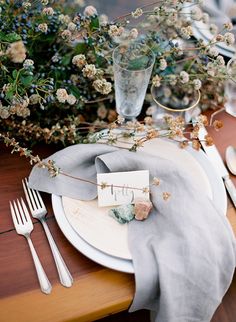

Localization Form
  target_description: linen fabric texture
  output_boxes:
[29,143,236,322]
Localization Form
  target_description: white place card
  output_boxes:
[97,170,150,207]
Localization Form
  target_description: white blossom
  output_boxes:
[72,54,86,68]
[179,71,189,83]
[152,75,161,87]
[193,79,202,90]
[83,6,97,17]
[68,22,77,31]
[93,78,112,94]
[38,23,48,33]
[67,94,77,105]
[56,89,68,103]
[224,32,235,46]
[131,8,143,18]
[129,28,138,39]
[6,41,26,63]
[23,59,34,68]
[82,64,97,78]
[42,7,54,15]
[191,7,202,21]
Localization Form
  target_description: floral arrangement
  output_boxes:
[0,0,233,148]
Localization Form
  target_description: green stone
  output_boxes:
[109,204,135,224]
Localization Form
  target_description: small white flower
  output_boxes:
[152,75,161,87]
[22,2,31,10]
[99,14,108,26]
[129,28,138,39]
[131,8,143,18]
[29,94,40,105]
[193,79,202,90]
[61,30,72,40]
[146,105,156,116]
[23,59,34,68]
[83,5,97,17]
[224,32,235,46]
[68,22,77,31]
[56,89,68,103]
[58,14,71,24]
[82,64,97,78]
[179,71,189,84]
[67,94,77,105]
[180,26,192,39]
[74,0,85,6]
[93,78,112,95]
[6,41,27,63]
[202,13,209,24]
[224,22,233,31]
[42,7,54,16]
[208,47,218,57]
[169,74,177,85]
[108,25,123,37]
[206,62,216,77]
[38,23,48,33]
[209,24,218,35]
[191,7,202,21]
[41,0,49,5]
[216,55,225,66]
[72,54,86,68]
[159,58,167,71]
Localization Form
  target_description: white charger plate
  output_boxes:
[52,138,227,274]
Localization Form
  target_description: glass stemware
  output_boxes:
[225,56,236,117]
[113,42,155,121]
[151,84,201,125]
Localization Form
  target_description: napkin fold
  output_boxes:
[29,143,236,322]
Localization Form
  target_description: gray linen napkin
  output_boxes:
[29,143,236,322]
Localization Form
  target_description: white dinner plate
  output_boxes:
[52,138,227,274]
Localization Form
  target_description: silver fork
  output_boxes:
[10,199,52,294]
[22,178,73,288]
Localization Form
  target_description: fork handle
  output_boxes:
[26,237,52,294]
[41,220,73,288]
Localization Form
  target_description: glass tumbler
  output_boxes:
[113,42,155,120]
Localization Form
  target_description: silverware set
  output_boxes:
[10,178,73,294]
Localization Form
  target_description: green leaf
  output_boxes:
[68,85,80,98]
[5,88,14,100]
[12,70,18,79]
[61,53,72,66]
[90,17,99,31]
[20,75,34,86]
[0,31,21,43]
[128,56,150,70]
[74,42,87,54]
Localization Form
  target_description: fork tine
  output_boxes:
[23,178,36,211]
[16,199,27,224]
[31,187,41,209]
[35,190,45,209]
[21,198,32,223]
[10,201,19,227]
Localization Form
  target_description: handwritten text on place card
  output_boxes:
[97,170,150,207]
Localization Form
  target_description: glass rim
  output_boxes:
[151,85,201,112]
[112,42,156,72]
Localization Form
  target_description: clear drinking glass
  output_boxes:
[151,84,201,125]
[225,56,236,117]
[113,42,155,120]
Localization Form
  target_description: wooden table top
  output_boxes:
[0,111,236,322]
